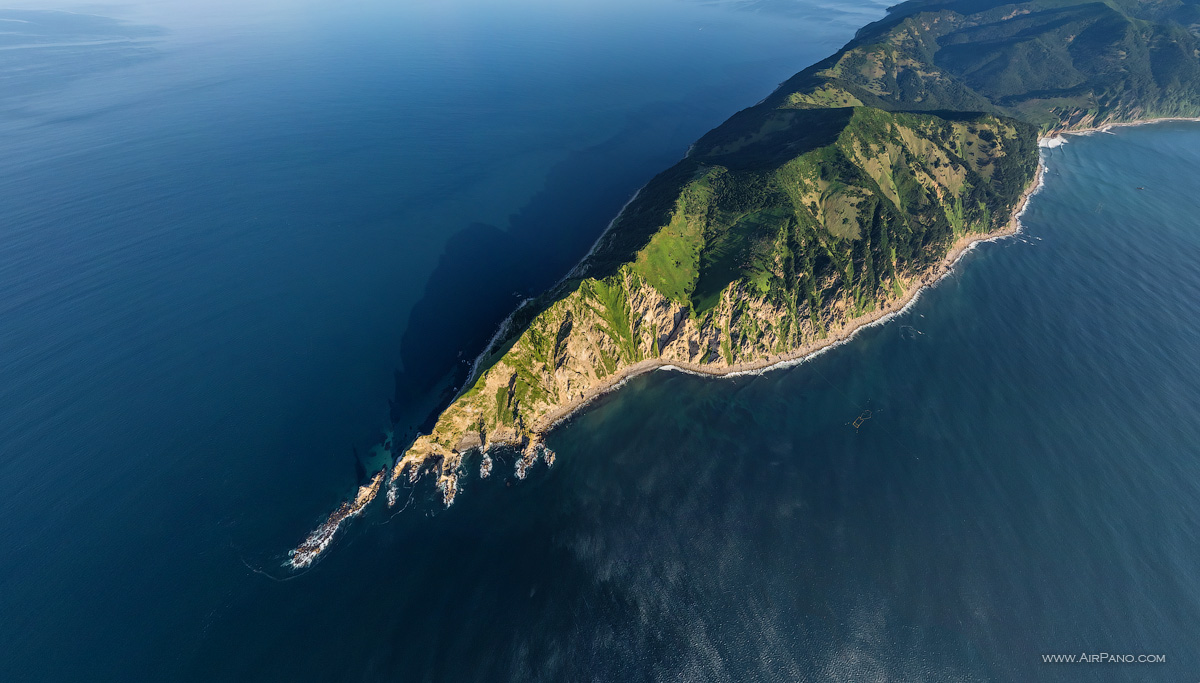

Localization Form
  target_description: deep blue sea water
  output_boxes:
[2,1,1199,681]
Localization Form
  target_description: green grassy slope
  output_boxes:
[400,107,1037,476]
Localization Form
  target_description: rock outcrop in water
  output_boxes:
[290,0,1200,566]
[288,469,385,569]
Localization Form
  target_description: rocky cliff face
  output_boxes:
[394,107,1039,504]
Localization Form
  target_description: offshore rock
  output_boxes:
[288,468,385,569]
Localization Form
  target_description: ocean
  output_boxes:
[2,0,1199,681]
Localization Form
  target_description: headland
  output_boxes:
[289,0,1200,566]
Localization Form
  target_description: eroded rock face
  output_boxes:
[395,270,897,498]
[392,108,1040,501]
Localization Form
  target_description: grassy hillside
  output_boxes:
[393,0,1200,500]
[398,107,1037,497]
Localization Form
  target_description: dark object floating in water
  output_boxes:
[850,410,873,431]
[1136,186,1146,190]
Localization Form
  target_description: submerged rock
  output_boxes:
[439,473,458,507]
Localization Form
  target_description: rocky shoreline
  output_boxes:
[379,151,1047,507]
[280,112,1200,572]
[1053,115,1200,137]
[285,148,1048,570]
[281,0,1200,571]
[285,113,1194,569]
[280,79,1200,576]
[461,156,1046,453]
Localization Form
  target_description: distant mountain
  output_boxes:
[776,0,1200,128]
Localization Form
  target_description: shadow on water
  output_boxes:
[388,94,743,442]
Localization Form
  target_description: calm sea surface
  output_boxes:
[2,1,1199,681]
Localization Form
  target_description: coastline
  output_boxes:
[522,113,1200,437]
[1059,116,1200,137]
[290,112,1196,564]
[527,156,1048,435]
[289,147,1049,566]
[278,0,1200,572]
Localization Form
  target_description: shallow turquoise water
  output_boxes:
[3,1,1199,680]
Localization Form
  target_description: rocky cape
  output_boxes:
[290,0,1200,565]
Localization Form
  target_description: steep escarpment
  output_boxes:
[290,0,1200,564]
[394,106,1039,503]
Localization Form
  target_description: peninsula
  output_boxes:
[290,0,1200,567]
